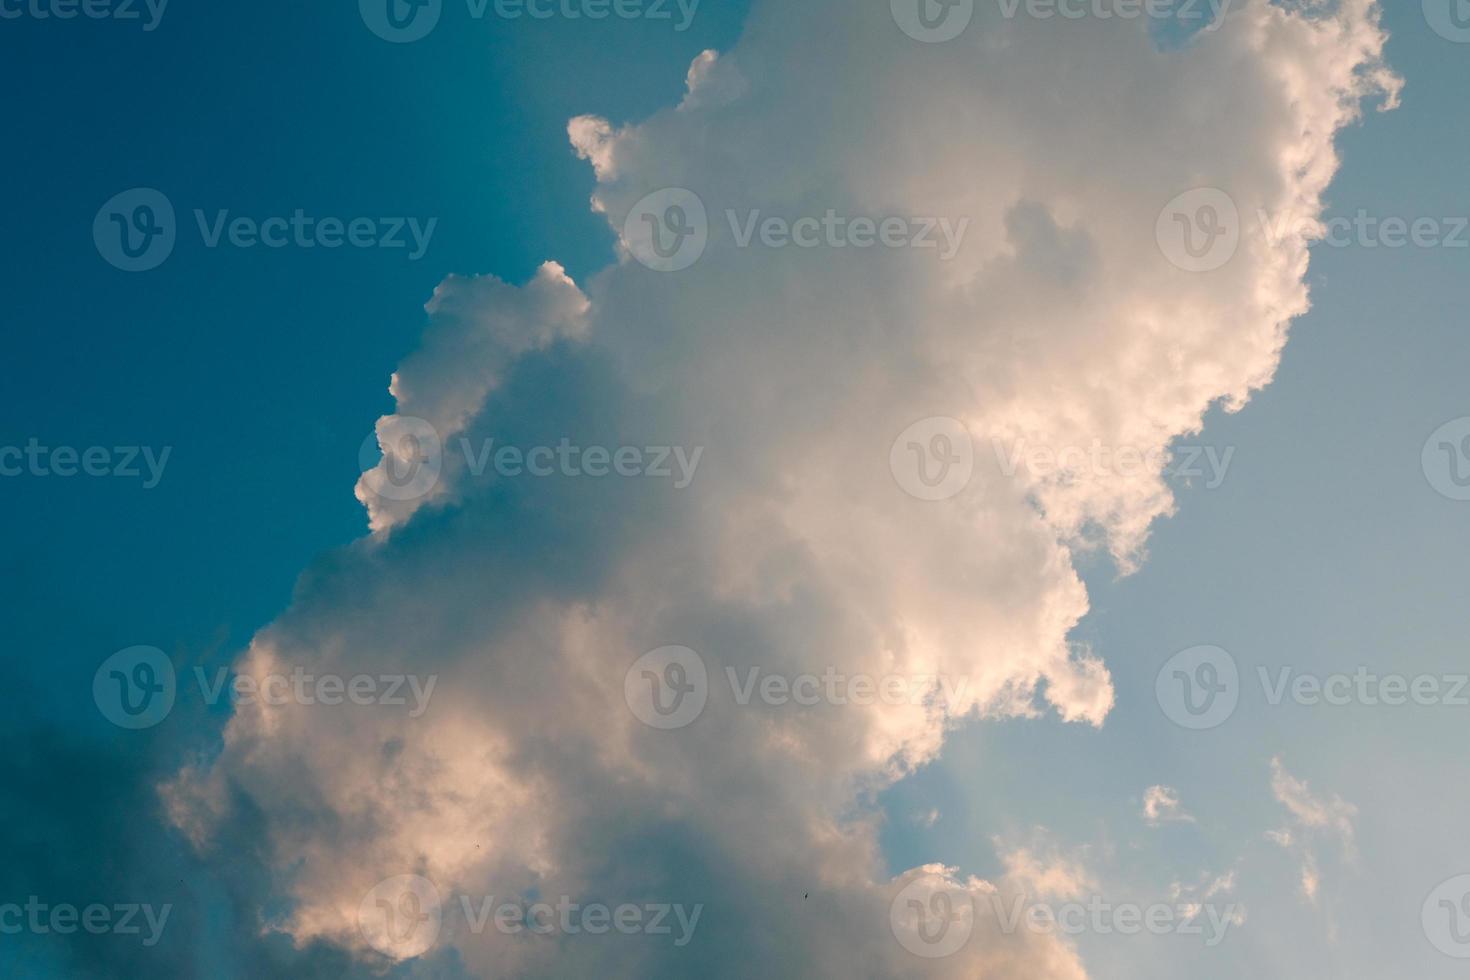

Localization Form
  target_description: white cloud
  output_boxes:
[1268,757,1358,906]
[1170,868,1243,926]
[165,2,1397,976]
[996,834,1098,902]
[1142,785,1194,826]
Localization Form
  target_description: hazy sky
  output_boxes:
[2,1,1468,977]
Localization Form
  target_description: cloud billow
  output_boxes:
[165,1,1398,975]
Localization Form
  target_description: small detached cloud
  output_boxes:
[1142,785,1195,827]
[1267,758,1358,905]
[1169,869,1245,928]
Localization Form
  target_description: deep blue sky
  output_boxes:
[2,4,749,976]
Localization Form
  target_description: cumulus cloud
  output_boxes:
[1143,785,1195,826]
[164,1,1397,976]
[996,834,1098,902]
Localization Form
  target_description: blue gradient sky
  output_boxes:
[2,1,1467,977]
[2,6,748,975]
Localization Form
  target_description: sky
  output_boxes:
[1,0,1468,977]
